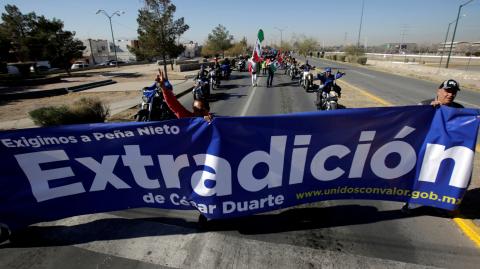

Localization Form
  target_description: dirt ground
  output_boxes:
[0,91,138,121]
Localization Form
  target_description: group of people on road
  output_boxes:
[248,55,279,87]
[155,62,464,122]
[151,59,465,218]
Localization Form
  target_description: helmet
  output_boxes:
[325,67,332,72]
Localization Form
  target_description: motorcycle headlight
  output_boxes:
[142,95,149,102]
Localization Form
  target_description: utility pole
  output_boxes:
[96,10,125,67]
[446,0,474,69]
[399,24,408,54]
[439,19,456,67]
[356,0,365,48]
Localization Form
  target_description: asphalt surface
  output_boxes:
[296,55,480,109]
[1,70,479,268]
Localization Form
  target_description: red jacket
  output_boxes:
[161,85,194,119]
[160,82,210,119]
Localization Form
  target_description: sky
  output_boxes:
[2,0,480,46]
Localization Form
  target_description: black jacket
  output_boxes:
[419,98,464,108]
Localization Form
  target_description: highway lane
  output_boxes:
[181,70,480,268]
[1,70,479,268]
[296,55,480,109]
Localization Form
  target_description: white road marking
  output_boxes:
[240,82,258,116]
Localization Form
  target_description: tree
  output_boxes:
[0,5,37,61]
[296,36,318,57]
[0,5,85,74]
[134,0,189,79]
[48,30,86,75]
[278,40,293,53]
[344,45,365,56]
[204,24,233,57]
[225,37,248,57]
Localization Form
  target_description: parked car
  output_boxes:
[97,60,114,66]
[29,61,51,72]
[108,60,126,66]
[71,62,89,70]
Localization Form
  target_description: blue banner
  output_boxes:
[0,106,478,230]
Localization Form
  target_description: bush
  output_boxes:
[70,98,110,123]
[356,57,367,65]
[338,55,346,62]
[29,106,71,126]
[344,45,365,57]
[473,51,480,57]
[29,97,110,127]
[332,54,337,61]
[346,55,357,63]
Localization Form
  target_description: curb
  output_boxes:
[0,79,116,100]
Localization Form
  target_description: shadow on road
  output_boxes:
[458,188,480,219]
[0,204,449,248]
[274,81,299,88]
[207,92,247,103]
[102,72,142,78]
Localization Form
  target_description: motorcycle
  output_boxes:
[192,78,210,100]
[299,66,315,91]
[322,90,340,110]
[220,63,231,80]
[209,67,220,91]
[317,71,345,111]
[135,84,176,121]
[237,59,246,72]
[289,64,299,80]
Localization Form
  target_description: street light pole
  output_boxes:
[439,16,465,68]
[96,10,125,68]
[356,0,365,48]
[445,0,473,69]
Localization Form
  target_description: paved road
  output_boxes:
[1,70,478,268]
[296,55,480,109]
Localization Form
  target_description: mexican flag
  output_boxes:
[252,29,264,62]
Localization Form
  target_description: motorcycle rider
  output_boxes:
[196,64,209,81]
[315,67,345,108]
[157,69,212,122]
[300,60,313,84]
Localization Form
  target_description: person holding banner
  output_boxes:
[402,78,464,214]
[419,79,464,108]
[156,69,213,122]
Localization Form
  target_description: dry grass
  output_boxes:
[0,91,137,122]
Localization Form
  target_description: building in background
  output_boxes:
[382,43,418,54]
[82,39,109,64]
[181,41,199,58]
[82,39,139,64]
[115,40,140,62]
[437,41,480,55]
